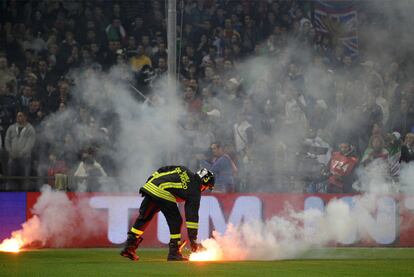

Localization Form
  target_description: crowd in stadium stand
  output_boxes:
[0,0,413,193]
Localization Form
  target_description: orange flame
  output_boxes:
[189,249,221,261]
[189,240,223,262]
[0,234,24,253]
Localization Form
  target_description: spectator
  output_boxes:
[4,33,23,64]
[233,111,254,156]
[199,65,215,88]
[101,40,120,69]
[126,36,137,53]
[43,84,60,114]
[46,150,68,189]
[110,3,126,24]
[302,128,332,166]
[327,142,359,193]
[388,98,414,138]
[183,86,202,114]
[0,56,16,89]
[36,59,57,92]
[401,133,414,163]
[212,27,225,57]
[361,135,389,167]
[258,99,279,136]
[262,12,278,38]
[105,17,127,44]
[357,92,384,151]
[26,98,44,127]
[93,6,109,33]
[212,7,226,28]
[184,44,197,64]
[196,33,210,58]
[152,41,168,67]
[201,142,237,193]
[60,31,78,60]
[5,111,36,190]
[140,34,153,57]
[47,43,59,68]
[306,99,329,131]
[65,45,81,69]
[223,18,241,46]
[179,55,192,79]
[371,81,390,127]
[283,83,308,130]
[154,57,167,76]
[0,82,19,138]
[201,87,222,117]
[240,15,257,54]
[130,17,151,40]
[74,152,107,192]
[19,85,35,110]
[221,59,237,80]
[315,34,333,58]
[385,132,402,178]
[129,45,152,73]
[25,71,40,91]
[57,80,72,107]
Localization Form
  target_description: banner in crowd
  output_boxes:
[313,0,359,56]
[1,192,414,247]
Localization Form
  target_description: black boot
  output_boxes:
[120,233,143,261]
[167,240,188,261]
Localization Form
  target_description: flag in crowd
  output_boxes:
[313,0,359,56]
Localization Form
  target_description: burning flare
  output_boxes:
[189,239,223,261]
[0,215,41,253]
[0,234,24,253]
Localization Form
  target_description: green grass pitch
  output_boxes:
[1,248,414,276]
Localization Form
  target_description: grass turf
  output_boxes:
[0,248,414,276]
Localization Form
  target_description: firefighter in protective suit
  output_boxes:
[120,166,215,261]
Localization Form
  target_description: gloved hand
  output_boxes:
[190,240,203,252]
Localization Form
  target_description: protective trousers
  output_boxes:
[131,194,182,241]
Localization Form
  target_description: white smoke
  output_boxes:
[38,65,185,192]
[400,163,414,193]
[8,185,105,248]
[355,160,399,194]
[11,64,187,246]
[77,68,184,191]
[195,194,392,261]
[193,160,412,261]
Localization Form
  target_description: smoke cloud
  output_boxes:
[9,186,105,248]
[194,195,392,261]
[37,65,185,192]
[192,158,411,261]
[400,163,414,193]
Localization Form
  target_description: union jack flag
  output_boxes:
[313,0,359,57]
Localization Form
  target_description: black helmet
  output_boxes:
[197,168,215,190]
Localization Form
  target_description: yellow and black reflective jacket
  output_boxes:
[139,165,202,240]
